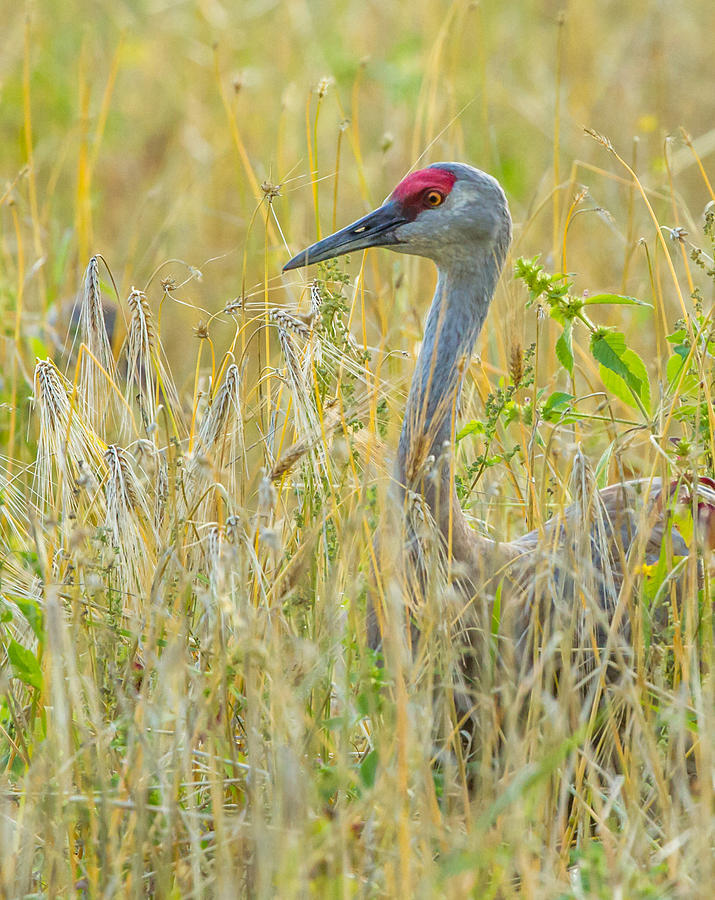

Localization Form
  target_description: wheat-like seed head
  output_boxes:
[79,257,112,354]
[123,288,184,443]
[185,363,245,517]
[223,296,244,314]
[273,325,331,482]
[197,364,241,450]
[269,307,312,338]
[125,289,156,424]
[508,342,524,387]
[257,471,277,521]
[103,444,155,610]
[104,444,140,541]
[309,280,322,317]
[33,359,107,516]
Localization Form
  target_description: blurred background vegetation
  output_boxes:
[2,0,714,390]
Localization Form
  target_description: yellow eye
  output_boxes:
[425,190,444,207]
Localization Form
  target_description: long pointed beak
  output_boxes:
[283,200,407,271]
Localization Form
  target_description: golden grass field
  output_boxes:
[1,0,714,896]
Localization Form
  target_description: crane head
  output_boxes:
[283,162,511,271]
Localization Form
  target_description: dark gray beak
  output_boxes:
[283,200,408,271]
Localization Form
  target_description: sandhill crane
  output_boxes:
[284,163,709,684]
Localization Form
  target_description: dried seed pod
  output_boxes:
[509,343,524,387]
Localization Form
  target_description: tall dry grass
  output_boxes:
[1,1,714,896]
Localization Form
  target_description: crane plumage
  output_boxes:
[284,162,709,690]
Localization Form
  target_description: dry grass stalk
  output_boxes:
[2,14,715,891]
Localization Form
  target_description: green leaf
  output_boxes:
[590,330,650,413]
[555,321,574,374]
[666,353,685,385]
[456,420,485,441]
[542,391,574,422]
[666,353,698,394]
[359,749,378,788]
[7,639,42,691]
[590,330,630,378]
[620,347,651,412]
[598,358,651,413]
[583,293,652,308]
[598,365,637,410]
[594,442,615,489]
[666,328,687,344]
[502,400,519,427]
[13,597,44,641]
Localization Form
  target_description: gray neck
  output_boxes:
[396,246,504,493]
